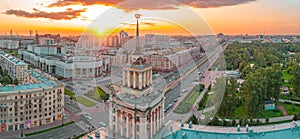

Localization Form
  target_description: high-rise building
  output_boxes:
[119,30,129,46]
[109,56,164,139]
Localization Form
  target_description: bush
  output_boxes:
[232,119,237,126]
[293,112,300,121]
[208,117,220,126]
[199,84,205,91]
[187,115,199,124]
[249,118,253,126]
[265,118,269,124]
[208,84,212,91]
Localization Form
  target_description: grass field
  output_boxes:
[84,87,109,102]
[232,106,283,119]
[279,102,300,115]
[76,96,96,107]
[174,88,201,114]
[85,88,100,101]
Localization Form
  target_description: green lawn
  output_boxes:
[85,88,100,101]
[84,87,109,102]
[279,102,300,115]
[76,96,96,107]
[232,105,283,119]
[259,110,283,118]
[174,88,201,114]
[233,106,247,119]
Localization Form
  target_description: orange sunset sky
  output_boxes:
[0,0,299,36]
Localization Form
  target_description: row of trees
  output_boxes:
[209,117,264,127]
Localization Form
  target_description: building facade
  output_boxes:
[0,51,28,84]
[0,69,64,132]
[109,57,164,139]
[18,45,110,79]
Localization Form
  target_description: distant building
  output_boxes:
[0,51,28,84]
[264,100,275,110]
[281,86,289,95]
[103,35,120,47]
[18,45,110,79]
[35,33,60,45]
[119,30,129,46]
[0,40,19,50]
[226,71,241,79]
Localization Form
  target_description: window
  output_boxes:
[9,119,12,123]
[136,125,140,131]
[8,126,13,131]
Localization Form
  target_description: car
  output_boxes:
[66,102,70,105]
[99,122,106,127]
[86,115,92,120]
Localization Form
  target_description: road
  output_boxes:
[27,123,85,139]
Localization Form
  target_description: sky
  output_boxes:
[0,0,299,36]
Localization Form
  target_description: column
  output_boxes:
[140,117,147,139]
[120,111,123,136]
[131,116,135,139]
[147,70,150,86]
[138,72,142,89]
[156,108,160,131]
[123,70,126,86]
[154,110,157,134]
[143,71,146,88]
[160,105,165,126]
[150,70,152,84]
[152,111,154,136]
[126,114,129,138]
[115,110,118,134]
[127,71,131,88]
[133,72,136,89]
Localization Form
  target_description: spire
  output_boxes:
[135,13,141,37]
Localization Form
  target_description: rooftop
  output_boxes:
[0,51,27,66]
[163,121,300,139]
[115,89,163,106]
[0,69,61,94]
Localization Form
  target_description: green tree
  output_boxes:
[218,77,238,117]
[291,63,300,96]
[13,79,19,85]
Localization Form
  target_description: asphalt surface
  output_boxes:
[26,123,85,139]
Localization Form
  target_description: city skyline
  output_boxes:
[0,0,299,36]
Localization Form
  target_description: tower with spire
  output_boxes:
[108,13,165,139]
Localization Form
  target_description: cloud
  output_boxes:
[4,8,87,20]
[47,0,256,10]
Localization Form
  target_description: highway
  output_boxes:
[164,46,223,93]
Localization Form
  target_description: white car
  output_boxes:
[99,122,106,127]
